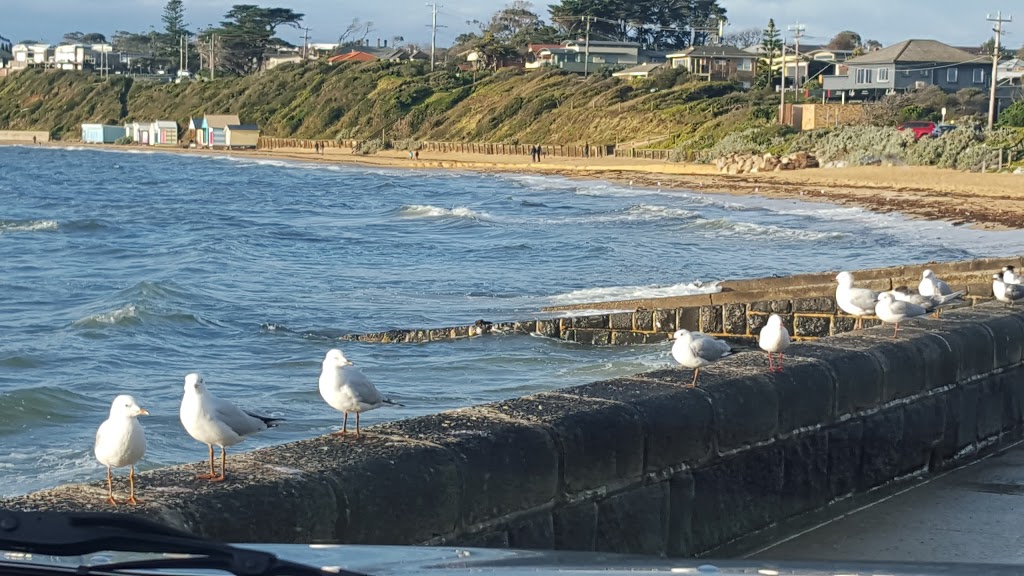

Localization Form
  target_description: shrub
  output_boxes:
[998,101,1024,128]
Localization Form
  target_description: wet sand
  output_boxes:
[6,141,1024,230]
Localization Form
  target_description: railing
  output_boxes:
[258,137,614,159]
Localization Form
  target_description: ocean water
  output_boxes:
[3,145,1024,497]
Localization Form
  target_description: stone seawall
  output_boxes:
[343,257,1013,345]
[5,300,1024,557]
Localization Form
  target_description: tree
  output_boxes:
[486,1,559,46]
[827,30,862,51]
[338,18,375,47]
[755,19,782,89]
[980,37,1009,57]
[61,32,107,45]
[548,0,727,50]
[724,27,761,49]
[209,4,304,74]
[162,0,190,37]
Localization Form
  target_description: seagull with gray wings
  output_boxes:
[179,372,282,482]
[891,286,964,318]
[835,271,878,330]
[875,292,930,338]
[993,273,1024,306]
[671,329,733,387]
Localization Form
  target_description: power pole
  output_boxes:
[301,27,312,59]
[788,22,805,94]
[185,34,189,72]
[583,16,593,77]
[179,34,184,72]
[426,2,445,71]
[779,39,787,125]
[210,34,216,80]
[987,11,1012,130]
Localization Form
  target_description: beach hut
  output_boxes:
[81,123,126,144]
[149,120,179,146]
[200,114,240,148]
[124,121,150,145]
[186,117,203,146]
[225,124,260,149]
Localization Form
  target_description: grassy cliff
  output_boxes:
[0,61,777,147]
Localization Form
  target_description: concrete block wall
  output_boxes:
[5,302,1024,558]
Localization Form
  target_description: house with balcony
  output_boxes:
[822,39,989,101]
[54,44,99,71]
[527,40,663,74]
[667,45,756,88]
[11,43,54,69]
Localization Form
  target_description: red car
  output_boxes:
[897,121,936,140]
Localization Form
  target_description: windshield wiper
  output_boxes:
[0,510,368,576]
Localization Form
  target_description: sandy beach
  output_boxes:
[7,140,1024,229]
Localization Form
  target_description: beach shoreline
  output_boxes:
[5,140,1023,230]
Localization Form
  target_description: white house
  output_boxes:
[54,44,98,70]
[12,43,53,68]
[124,121,151,145]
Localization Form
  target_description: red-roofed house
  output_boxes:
[328,51,378,64]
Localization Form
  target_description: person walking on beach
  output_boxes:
[314,142,320,155]
[415,150,419,160]
[584,143,590,158]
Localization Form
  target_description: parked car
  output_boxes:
[930,123,958,138]
[897,121,936,140]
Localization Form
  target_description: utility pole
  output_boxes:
[179,34,184,72]
[788,22,805,94]
[987,11,1012,130]
[209,34,216,80]
[301,27,312,59]
[426,3,445,71]
[779,38,787,125]
[583,15,593,77]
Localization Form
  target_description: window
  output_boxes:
[947,68,958,83]
[856,68,873,84]
[738,58,752,71]
[973,68,985,83]
[878,67,890,82]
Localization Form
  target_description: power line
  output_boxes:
[300,26,312,59]
[987,11,1012,130]
[787,22,805,90]
[426,3,446,71]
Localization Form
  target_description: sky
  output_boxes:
[1,0,1016,49]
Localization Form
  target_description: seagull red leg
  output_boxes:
[127,466,141,505]
[767,353,775,372]
[332,412,349,436]
[210,447,226,483]
[105,466,117,506]
[689,368,700,388]
[197,444,216,479]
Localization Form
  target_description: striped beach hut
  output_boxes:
[150,120,179,146]
[201,114,240,149]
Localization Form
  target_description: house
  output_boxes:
[328,50,378,64]
[327,46,428,65]
[200,114,240,148]
[265,53,303,70]
[612,63,665,79]
[124,121,152,144]
[822,39,989,100]
[668,45,757,87]
[81,124,126,144]
[461,48,524,70]
[185,117,203,145]
[225,124,260,149]
[11,43,53,69]
[999,58,1024,86]
[0,34,11,67]
[526,40,655,74]
[54,44,98,71]
[524,43,562,69]
[150,120,178,146]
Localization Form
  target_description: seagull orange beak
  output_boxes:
[135,407,150,416]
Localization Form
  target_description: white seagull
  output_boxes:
[993,273,1024,306]
[918,269,955,318]
[179,373,282,482]
[1002,265,1021,285]
[892,285,964,318]
[875,292,929,338]
[319,349,403,438]
[758,314,791,373]
[835,271,879,330]
[670,329,733,387]
[95,394,149,506]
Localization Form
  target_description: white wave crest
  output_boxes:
[72,304,140,327]
[689,218,847,241]
[547,281,721,306]
[398,204,493,221]
[0,219,59,233]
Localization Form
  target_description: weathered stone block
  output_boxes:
[933,322,996,381]
[794,297,835,313]
[860,408,904,490]
[723,303,747,335]
[573,315,608,330]
[771,359,836,432]
[487,393,644,493]
[507,512,555,550]
[958,383,981,451]
[595,482,669,556]
[677,307,701,331]
[977,377,1004,441]
[611,331,646,346]
[535,319,560,339]
[564,378,714,471]
[749,300,792,314]
[644,332,670,344]
[831,315,856,334]
[573,329,610,346]
[375,411,558,527]
[780,433,829,518]
[654,309,676,333]
[787,343,882,417]
[553,502,598,551]
[609,313,633,331]
[700,306,723,334]
[861,337,928,403]
[827,420,863,499]
[635,310,655,332]
[983,314,1024,368]
[515,320,539,334]
[794,315,831,338]
[901,395,946,474]
[1001,367,1024,435]
[700,364,779,452]
[690,445,784,554]
[667,472,695,557]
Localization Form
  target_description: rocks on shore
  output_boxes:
[714,151,820,175]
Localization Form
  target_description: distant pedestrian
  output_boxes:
[314,142,320,155]
[584,143,590,158]
[414,150,419,160]
[320,142,326,155]
[409,150,414,160]
[32,136,37,145]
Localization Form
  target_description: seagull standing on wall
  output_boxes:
[875,292,929,338]
[94,394,148,506]
[319,349,403,438]
[892,286,963,318]
[179,373,282,482]
[670,329,732,387]
[1002,266,1021,285]
[835,271,878,330]
[918,269,957,317]
[993,273,1024,306]
[758,314,790,373]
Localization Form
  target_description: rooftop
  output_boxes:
[846,39,985,65]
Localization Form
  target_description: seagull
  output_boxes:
[1002,265,1021,285]
[319,349,403,438]
[758,314,791,373]
[875,292,929,338]
[670,329,733,387]
[835,271,879,330]
[179,373,282,482]
[993,273,1024,306]
[918,269,955,310]
[94,395,148,506]
[892,285,964,318]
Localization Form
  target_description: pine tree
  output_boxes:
[755,19,782,89]
[162,0,190,39]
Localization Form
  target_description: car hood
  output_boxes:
[5,545,1024,576]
